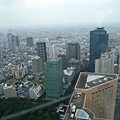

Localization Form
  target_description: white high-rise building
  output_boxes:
[95,48,115,73]
[48,45,59,58]
[32,56,43,75]
[29,85,42,99]
[3,84,17,99]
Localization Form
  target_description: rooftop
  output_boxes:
[75,72,117,89]
[95,27,105,29]
[64,69,73,76]
[48,57,61,62]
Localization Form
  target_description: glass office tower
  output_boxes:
[36,42,47,63]
[89,27,108,72]
[44,57,63,100]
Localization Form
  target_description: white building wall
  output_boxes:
[48,45,60,58]
[3,86,17,99]
[95,48,115,74]
[110,48,116,73]
[29,86,42,99]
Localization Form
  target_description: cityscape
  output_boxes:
[0,0,120,120]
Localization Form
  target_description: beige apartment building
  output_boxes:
[65,72,118,120]
[3,84,17,99]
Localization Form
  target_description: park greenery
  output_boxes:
[0,93,46,118]
[0,71,82,119]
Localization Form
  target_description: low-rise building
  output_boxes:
[63,67,75,85]
[68,58,81,74]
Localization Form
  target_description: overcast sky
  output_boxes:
[0,0,119,28]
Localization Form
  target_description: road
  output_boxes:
[0,95,71,120]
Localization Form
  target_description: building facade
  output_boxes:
[36,42,47,63]
[63,67,75,85]
[65,72,118,120]
[12,35,19,52]
[7,33,13,51]
[29,85,42,99]
[26,37,33,47]
[58,54,67,70]
[44,57,63,100]
[95,48,115,73]
[48,45,58,58]
[3,85,17,99]
[68,58,81,74]
[7,33,19,52]
[66,43,80,61]
[89,27,108,72]
[32,56,43,75]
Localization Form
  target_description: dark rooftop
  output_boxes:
[95,27,105,29]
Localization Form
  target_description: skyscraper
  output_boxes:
[66,43,80,61]
[36,42,47,63]
[65,72,118,120]
[89,27,108,72]
[7,33,13,51]
[58,53,67,70]
[12,35,19,52]
[32,56,43,75]
[48,45,58,58]
[44,57,63,100]
[7,33,19,52]
[26,37,33,47]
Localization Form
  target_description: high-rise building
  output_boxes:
[58,53,67,70]
[36,42,47,63]
[48,45,58,58]
[32,56,43,75]
[89,27,108,72]
[7,33,19,52]
[65,72,118,120]
[12,35,19,52]
[44,57,63,100]
[26,37,33,47]
[95,47,115,73]
[7,33,13,51]
[66,43,80,61]
[3,84,17,99]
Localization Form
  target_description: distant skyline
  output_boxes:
[0,0,120,28]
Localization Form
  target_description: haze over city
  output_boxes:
[0,0,120,120]
[0,0,120,28]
